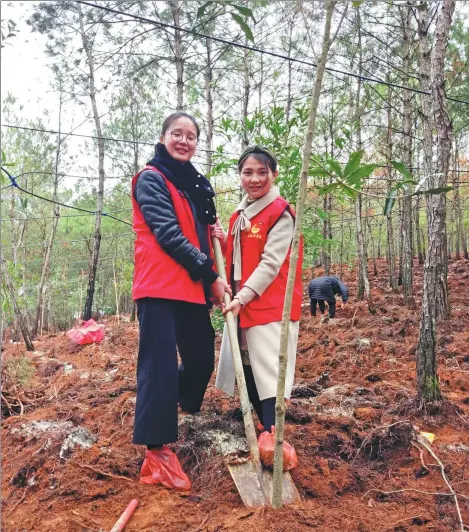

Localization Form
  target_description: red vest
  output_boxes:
[225,196,303,328]
[131,165,209,304]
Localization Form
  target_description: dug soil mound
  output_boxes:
[2,258,469,531]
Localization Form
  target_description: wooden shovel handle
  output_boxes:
[211,238,263,469]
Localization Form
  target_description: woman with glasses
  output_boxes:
[131,111,231,490]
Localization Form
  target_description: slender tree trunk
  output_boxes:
[416,0,455,404]
[171,0,184,110]
[415,195,424,264]
[377,220,383,260]
[453,141,461,260]
[113,260,120,325]
[398,201,403,286]
[322,184,331,275]
[273,0,338,507]
[386,93,397,290]
[367,218,378,277]
[447,197,453,260]
[353,7,373,311]
[78,4,105,321]
[401,6,414,305]
[417,3,434,271]
[285,17,294,123]
[129,86,140,175]
[33,89,63,337]
[339,204,344,279]
[355,195,373,311]
[242,47,250,150]
[258,47,263,136]
[2,260,34,351]
[322,101,334,275]
[205,38,213,174]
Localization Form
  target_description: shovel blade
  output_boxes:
[228,461,269,507]
[228,461,300,507]
[262,469,300,505]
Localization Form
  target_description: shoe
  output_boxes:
[140,446,191,491]
[258,429,298,471]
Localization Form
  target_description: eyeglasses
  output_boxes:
[170,131,198,145]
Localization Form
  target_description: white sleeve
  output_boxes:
[243,210,294,296]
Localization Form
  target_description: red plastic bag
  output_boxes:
[258,428,298,471]
[140,447,191,491]
[66,319,105,345]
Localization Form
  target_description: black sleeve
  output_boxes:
[337,279,349,302]
[135,170,218,283]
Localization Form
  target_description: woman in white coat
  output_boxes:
[213,146,303,469]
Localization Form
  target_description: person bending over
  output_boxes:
[308,275,349,319]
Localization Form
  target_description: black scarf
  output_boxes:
[148,143,216,225]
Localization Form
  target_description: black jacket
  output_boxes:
[134,169,218,304]
[308,276,349,303]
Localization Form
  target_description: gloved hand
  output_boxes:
[140,446,191,491]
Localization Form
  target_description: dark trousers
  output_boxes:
[310,298,336,318]
[243,365,276,432]
[133,298,215,446]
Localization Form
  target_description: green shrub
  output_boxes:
[4,356,35,387]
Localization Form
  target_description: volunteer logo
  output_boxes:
[248,222,263,239]
[251,224,261,234]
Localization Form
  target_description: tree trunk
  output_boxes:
[353,7,373,311]
[258,46,263,137]
[33,88,63,337]
[171,0,184,110]
[453,141,461,260]
[377,220,383,260]
[322,184,332,276]
[113,260,120,325]
[355,195,373,312]
[367,218,378,277]
[416,0,455,404]
[272,0,338,507]
[205,38,213,175]
[78,4,105,321]
[386,95,397,290]
[2,260,34,351]
[401,6,414,306]
[398,200,403,286]
[430,0,453,320]
[285,16,294,123]
[339,204,344,279]
[415,195,424,264]
[242,46,250,150]
[447,197,453,260]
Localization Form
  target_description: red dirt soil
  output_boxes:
[2,258,469,532]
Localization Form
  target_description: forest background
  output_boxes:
[1,0,468,341]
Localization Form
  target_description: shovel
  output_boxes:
[211,237,300,507]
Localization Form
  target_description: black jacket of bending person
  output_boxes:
[308,276,349,304]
